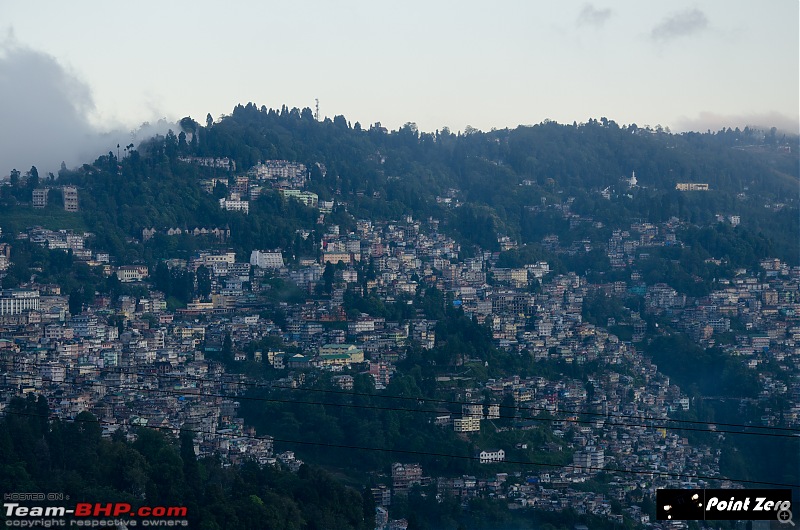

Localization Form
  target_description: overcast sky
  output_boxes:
[1,0,797,172]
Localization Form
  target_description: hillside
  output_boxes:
[0,105,798,529]
[3,104,795,272]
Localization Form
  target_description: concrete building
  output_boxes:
[0,289,41,315]
[675,183,709,191]
[250,250,284,269]
[453,416,481,433]
[280,189,318,207]
[572,447,605,470]
[372,485,392,507]
[63,186,79,211]
[477,449,505,464]
[391,463,422,493]
[33,188,48,208]
[317,344,364,367]
[116,266,149,282]
[219,195,249,214]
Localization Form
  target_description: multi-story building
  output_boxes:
[572,447,605,470]
[40,362,66,383]
[0,289,41,315]
[391,463,422,493]
[462,403,483,418]
[317,344,364,368]
[229,176,249,197]
[492,268,528,288]
[249,160,307,181]
[371,485,392,507]
[219,194,249,214]
[33,188,48,208]
[250,250,284,269]
[116,266,149,282]
[322,251,352,265]
[368,362,394,387]
[280,189,318,207]
[453,416,481,433]
[63,186,79,211]
[70,314,99,338]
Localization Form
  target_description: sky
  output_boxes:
[1,0,797,173]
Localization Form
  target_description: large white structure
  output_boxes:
[248,160,306,180]
[219,196,249,214]
[0,289,41,315]
[572,447,605,470]
[477,449,505,464]
[116,266,149,283]
[250,250,284,269]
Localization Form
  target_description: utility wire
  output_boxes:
[14,370,800,440]
[2,408,798,489]
[9,359,799,438]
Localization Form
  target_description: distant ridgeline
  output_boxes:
[22,104,797,266]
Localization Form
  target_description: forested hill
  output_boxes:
[202,105,799,227]
[4,103,797,266]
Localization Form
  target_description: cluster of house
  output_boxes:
[605,220,681,269]
[201,160,332,216]
[0,284,279,464]
[0,186,796,527]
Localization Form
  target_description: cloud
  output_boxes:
[577,4,613,27]
[673,111,800,134]
[651,9,708,42]
[0,34,171,176]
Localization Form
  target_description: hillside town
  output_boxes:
[0,188,800,527]
[1,162,798,529]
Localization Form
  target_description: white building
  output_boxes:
[220,196,249,214]
[116,266,149,283]
[250,250,284,269]
[0,289,41,315]
[477,449,505,464]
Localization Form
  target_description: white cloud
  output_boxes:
[577,4,613,27]
[651,9,709,42]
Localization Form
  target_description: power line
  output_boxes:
[9,359,799,438]
[6,360,799,440]
[2,408,798,489]
[274,381,800,434]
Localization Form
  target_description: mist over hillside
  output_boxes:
[0,37,173,175]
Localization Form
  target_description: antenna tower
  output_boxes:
[315,98,319,121]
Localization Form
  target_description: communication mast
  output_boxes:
[315,98,319,121]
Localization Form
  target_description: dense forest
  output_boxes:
[2,104,797,271]
[0,395,371,529]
